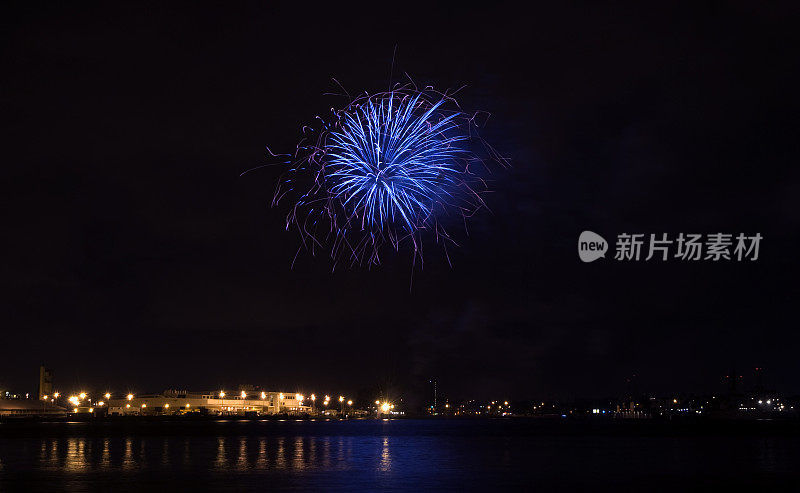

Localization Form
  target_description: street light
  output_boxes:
[79,392,87,400]
[127,394,134,401]
[105,393,111,399]
[219,391,225,398]
[241,391,247,399]
[53,392,59,399]
[347,400,352,406]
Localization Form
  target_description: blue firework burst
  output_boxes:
[264,83,501,269]
[326,93,467,232]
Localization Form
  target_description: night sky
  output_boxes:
[4,2,799,403]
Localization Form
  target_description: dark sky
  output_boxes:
[4,2,799,403]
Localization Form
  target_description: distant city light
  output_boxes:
[98,401,104,406]
[260,392,266,399]
[241,391,247,398]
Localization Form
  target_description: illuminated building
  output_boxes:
[106,390,311,416]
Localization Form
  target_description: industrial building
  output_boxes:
[37,365,53,401]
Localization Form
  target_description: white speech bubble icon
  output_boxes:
[578,231,608,262]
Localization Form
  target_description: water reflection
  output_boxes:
[2,421,795,491]
[66,438,88,472]
[236,438,247,471]
[50,441,58,468]
[379,437,391,472]
[214,438,226,469]
[139,439,147,469]
[275,437,286,469]
[257,438,267,469]
[101,439,109,469]
[123,437,133,471]
[160,439,169,467]
[292,437,303,469]
[22,434,376,474]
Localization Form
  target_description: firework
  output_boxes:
[264,82,502,270]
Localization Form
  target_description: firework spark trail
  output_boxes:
[262,82,505,271]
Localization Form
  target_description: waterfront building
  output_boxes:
[106,390,311,416]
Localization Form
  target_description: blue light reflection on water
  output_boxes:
[1,419,799,491]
